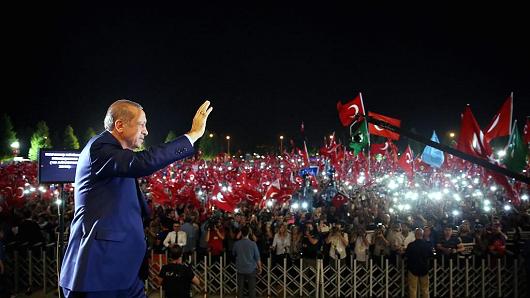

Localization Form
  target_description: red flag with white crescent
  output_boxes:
[484,94,513,144]
[367,111,401,140]
[337,93,365,127]
[370,141,390,156]
[398,146,414,178]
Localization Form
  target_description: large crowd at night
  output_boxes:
[1,144,529,266]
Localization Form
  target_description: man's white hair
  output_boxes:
[104,99,143,131]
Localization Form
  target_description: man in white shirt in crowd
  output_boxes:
[164,223,187,249]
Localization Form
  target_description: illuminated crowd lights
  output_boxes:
[428,192,442,200]
[266,200,273,207]
[503,205,511,211]
[405,191,418,200]
[522,194,529,201]
[388,180,399,190]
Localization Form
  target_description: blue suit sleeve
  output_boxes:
[91,135,194,179]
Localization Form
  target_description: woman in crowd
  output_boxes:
[290,225,303,262]
[271,223,291,266]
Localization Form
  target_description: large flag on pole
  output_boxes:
[398,145,414,178]
[457,105,493,159]
[370,141,390,156]
[301,141,310,166]
[337,93,365,127]
[421,131,445,168]
[502,120,528,173]
[367,111,401,140]
[484,94,513,144]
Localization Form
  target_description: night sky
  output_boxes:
[5,3,530,153]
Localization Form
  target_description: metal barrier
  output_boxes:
[3,244,529,297]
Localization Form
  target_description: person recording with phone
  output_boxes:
[205,220,225,263]
[326,223,348,262]
[301,222,320,268]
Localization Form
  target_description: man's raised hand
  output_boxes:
[188,100,213,143]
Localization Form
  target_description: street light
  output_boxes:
[209,133,214,138]
[279,135,284,153]
[226,136,231,156]
[449,132,455,138]
[10,141,20,157]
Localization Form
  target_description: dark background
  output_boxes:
[4,3,529,153]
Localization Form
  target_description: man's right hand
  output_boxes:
[187,100,213,143]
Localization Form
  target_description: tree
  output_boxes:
[28,121,52,160]
[63,125,80,150]
[198,130,220,159]
[82,127,96,146]
[165,130,177,143]
[0,114,17,160]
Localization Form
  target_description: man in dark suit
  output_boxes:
[405,228,433,298]
[59,99,213,297]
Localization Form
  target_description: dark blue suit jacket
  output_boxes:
[59,131,194,291]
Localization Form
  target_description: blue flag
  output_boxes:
[421,131,445,168]
[299,166,319,177]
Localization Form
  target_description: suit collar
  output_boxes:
[98,130,121,146]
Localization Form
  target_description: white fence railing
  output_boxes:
[3,243,528,298]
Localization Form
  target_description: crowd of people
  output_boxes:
[1,146,529,297]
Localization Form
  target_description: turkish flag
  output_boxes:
[210,185,237,212]
[264,179,281,199]
[368,112,401,140]
[370,141,390,156]
[484,94,513,144]
[398,146,414,178]
[457,106,493,159]
[331,193,349,209]
[297,141,310,166]
[337,93,365,127]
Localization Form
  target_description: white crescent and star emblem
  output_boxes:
[347,104,359,118]
[487,115,500,134]
[374,124,384,131]
[406,152,412,164]
[215,193,226,203]
[17,187,24,198]
[381,142,389,151]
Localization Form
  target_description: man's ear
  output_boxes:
[114,119,125,133]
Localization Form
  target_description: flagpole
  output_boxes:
[365,119,371,179]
